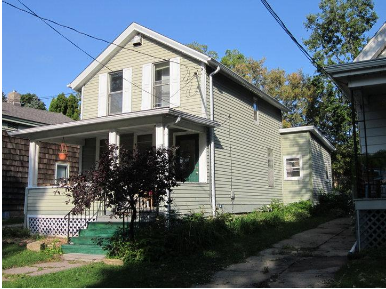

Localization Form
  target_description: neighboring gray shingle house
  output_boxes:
[9,23,333,237]
[2,91,78,218]
[326,23,386,251]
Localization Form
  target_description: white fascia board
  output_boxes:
[355,23,386,62]
[9,108,219,139]
[279,126,336,152]
[68,23,211,91]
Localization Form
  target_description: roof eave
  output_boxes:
[279,126,336,152]
[68,23,211,91]
[208,60,290,113]
[9,108,220,139]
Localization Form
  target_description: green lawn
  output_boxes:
[2,243,60,270]
[3,215,333,288]
[332,247,386,288]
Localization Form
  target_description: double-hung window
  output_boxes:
[284,155,302,180]
[109,71,123,115]
[253,97,259,124]
[154,62,170,108]
[55,163,69,183]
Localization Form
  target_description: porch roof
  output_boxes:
[8,108,219,144]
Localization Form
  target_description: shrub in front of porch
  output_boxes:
[105,200,334,263]
[61,144,185,240]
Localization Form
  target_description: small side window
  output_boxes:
[284,155,302,180]
[253,97,259,124]
[268,148,274,187]
[55,163,69,183]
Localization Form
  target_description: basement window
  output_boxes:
[284,155,302,180]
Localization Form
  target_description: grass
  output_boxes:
[2,243,60,270]
[331,247,386,288]
[3,213,334,288]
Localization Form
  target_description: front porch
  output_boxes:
[11,108,219,237]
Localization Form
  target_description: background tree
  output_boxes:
[20,93,46,110]
[2,92,7,102]
[49,93,80,120]
[62,145,183,240]
[303,0,378,189]
[186,42,219,60]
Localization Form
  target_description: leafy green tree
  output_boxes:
[20,93,46,110]
[304,0,378,66]
[49,93,80,120]
[186,42,219,60]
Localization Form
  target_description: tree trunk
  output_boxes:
[129,203,136,241]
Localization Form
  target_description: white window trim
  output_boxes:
[283,155,303,181]
[133,131,156,149]
[108,70,123,115]
[153,61,170,109]
[55,162,70,184]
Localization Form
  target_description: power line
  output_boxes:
[260,0,344,93]
[2,0,200,75]
[14,0,198,108]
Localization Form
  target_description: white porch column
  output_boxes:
[109,131,118,145]
[28,141,39,187]
[155,123,164,148]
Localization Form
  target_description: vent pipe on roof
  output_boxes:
[7,90,21,106]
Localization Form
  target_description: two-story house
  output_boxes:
[10,23,334,239]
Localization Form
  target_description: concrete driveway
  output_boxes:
[199,217,355,288]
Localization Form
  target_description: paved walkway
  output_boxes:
[199,217,355,288]
[2,254,105,281]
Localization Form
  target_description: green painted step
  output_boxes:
[87,222,124,229]
[61,244,106,255]
[69,236,110,245]
[62,221,124,255]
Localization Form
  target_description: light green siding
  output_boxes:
[82,36,204,119]
[310,135,333,198]
[213,74,283,213]
[281,132,313,204]
[171,183,211,215]
[27,187,71,216]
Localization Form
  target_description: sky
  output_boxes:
[2,0,386,108]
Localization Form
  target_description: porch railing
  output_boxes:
[64,201,105,243]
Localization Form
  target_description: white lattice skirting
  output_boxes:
[28,215,96,237]
[358,209,386,250]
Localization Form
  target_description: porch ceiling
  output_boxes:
[9,108,219,145]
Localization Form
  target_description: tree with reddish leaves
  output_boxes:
[62,144,183,240]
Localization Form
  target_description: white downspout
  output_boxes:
[209,66,220,217]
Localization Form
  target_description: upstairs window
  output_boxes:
[284,155,302,180]
[253,97,259,124]
[109,71,123,115]
[154,62,170,108]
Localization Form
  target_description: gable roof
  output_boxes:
[68,22,289,113]
[355,22,386,62]
[2,102,73,126]
[279,126,336,152]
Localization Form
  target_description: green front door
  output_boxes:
[176,134,199,182]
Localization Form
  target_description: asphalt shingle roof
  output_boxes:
[2,102,73,125]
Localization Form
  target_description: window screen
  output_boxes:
[109,71,123,115]
[154,62,170,108]
[285,157,302,179]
